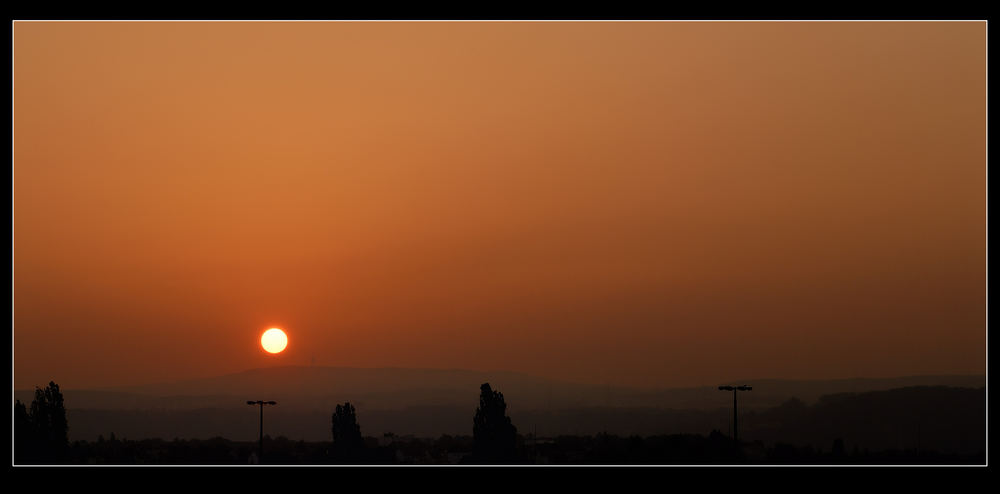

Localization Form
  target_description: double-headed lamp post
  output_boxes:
[718,385,752,444]
[247,400,277,464]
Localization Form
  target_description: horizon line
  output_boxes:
[12,365,987,392]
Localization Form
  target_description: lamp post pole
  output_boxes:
[247,400,277,464]
[717,385,752,444]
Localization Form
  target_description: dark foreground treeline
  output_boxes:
[15,382,986,465]
[60,386,986,455]
[48,431,985,465]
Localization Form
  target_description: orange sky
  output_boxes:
[12,21,987,390]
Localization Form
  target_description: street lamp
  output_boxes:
[247,400,277,464]
[718,385,752,445]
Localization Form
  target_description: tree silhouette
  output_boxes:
[472,382,518,463]
[14,400,34,462]
[15,381,68,463]
[331,402,364,462]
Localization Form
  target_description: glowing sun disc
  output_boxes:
[261,328,288,354]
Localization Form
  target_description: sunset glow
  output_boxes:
[12,21,985,390]
[9,20,987,467]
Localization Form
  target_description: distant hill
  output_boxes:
[14,365,986,413]
[743,386,986,455]
[13,367,985,444]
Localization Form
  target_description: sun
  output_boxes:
[261,328,288,354]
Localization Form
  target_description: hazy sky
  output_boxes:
[13,21,987,390]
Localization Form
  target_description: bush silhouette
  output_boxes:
[471,382,518,463]
[14,399,33,461]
